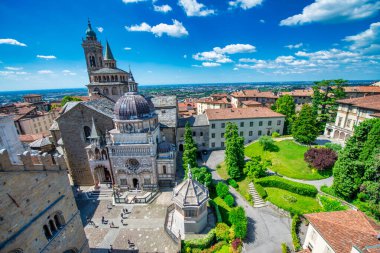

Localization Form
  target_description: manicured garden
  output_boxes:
[245,140,332,180]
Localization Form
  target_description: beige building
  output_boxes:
[177,114,210,151]
[23,94,42,103]
[205,107,285,149]
[302,210,380,253]
[279,89,313,106]
[343,86,380,98]
[15,110,59,135]
[324,95,380,142]
[230,89,278,108]
[196,97,230,115]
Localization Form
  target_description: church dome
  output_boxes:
[114,92,152,120]
[85,20,97,38]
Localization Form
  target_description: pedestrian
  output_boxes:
[108,244,113,253]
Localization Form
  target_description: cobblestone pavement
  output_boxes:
[76,191,178,253]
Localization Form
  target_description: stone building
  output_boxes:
[0,115,24,163]
[82,20,137,102]
[177,114,209,151]
[230,89,279,108]
[169,169,209,237]
[0,149,89,253]
[324,94,380,142]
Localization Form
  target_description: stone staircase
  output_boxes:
[249,182,267,208]
[87,189,113,199]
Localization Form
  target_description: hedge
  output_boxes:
[209,200,223,223]
[227,178,238,188]
[255,176,318,197]
[224,194,235,207]
[183,229,216,250]
[291,215,301,251]
[254,182,267,199]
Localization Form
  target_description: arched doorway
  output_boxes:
[333,130,339,139]
[339,132,345,140]
[179,144,184,152]
[94,166,112,183]
[133,178,139,189]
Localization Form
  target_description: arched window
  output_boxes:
[200,132,203,136]
[89,56,96,67]
[88,150,94,159]
[111,76,114,82]
[95,148,100,160]
[112,87,118,95]
[63,249,78,253]
[93,87,100,93]
[115,75,118,81]
[99,57,103,67]
[84,126,91,139]
[101,150,108,160]
[106,76,110,82]
[163,165,167,174]
[54,214,63,228]
[103,88,109,95]
[43,224,51,239]
[49,219,57,234]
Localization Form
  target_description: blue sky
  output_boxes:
[0,0,379,90]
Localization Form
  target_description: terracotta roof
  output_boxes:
[205,107,284,120]
[23,94,41,98]
[344,86,380,93]
[211,93,228,98]
[19,133,45,143]
[337,95,380,111]
[305,210,380,253]
[197,97,230,104]
[14,102,32,108]
[280,89,313,97]
[231,89,278,99]
[241,100,262,106]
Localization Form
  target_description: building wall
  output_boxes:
[231,96,277,108]
[177,125,209,151]
[208,117,284,149]
[56,104,114,186]
[0,150,89,253]
[17,110,59,135]
[302,224,335,253]
[196,102,229,115]
[0,115,24,164]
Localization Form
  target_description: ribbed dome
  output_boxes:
[114,92,152,120]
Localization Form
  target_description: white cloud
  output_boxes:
[193,51,232,63]
[5,67,23,71]
[184,54,188,59]
[122,0,147,3]
[0,70,28,76]
[229,0,263,10]
[214,44,256,54]
[233,67,239,70]
[126,20,188,38]
[344,22,380,54]
[97,27,104,33]
[0,38,27,47]
[202,62,221,67]
[259,19,265,23]
[295,48,359,60]
[124,47,132,50]
[154,4,172,13]
[178,0,215,16]
[285,43,303,49]
[38,70,53,74]
[37,55,56,60]
[280,0,380,26]
[62,70,76,76]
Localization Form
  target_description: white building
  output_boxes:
[324,95,380,142]
[302,210,380,253]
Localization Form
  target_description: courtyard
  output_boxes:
[76,190,179,253]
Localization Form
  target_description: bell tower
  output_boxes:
[82,19,104,81]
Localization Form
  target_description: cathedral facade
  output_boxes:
[53,21,177,189]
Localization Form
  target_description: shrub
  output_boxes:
[304,147,337,170]
[215,223,230,241]
[324,142,342,152]
[184,229,216,250]
[259,136,276,151]
[283,194,297,203]
[231,238,242,252]
[192,167,212,187]
[244,156,271,180]
[281,243,288,253]
[320,185,336,196]
[223,194,235,207]
[291,215,301,251]
[216,182,229,198]
[319,195,347,212]
[229,207,248,239]
[200,241,228,253]
[227,178,238,188]
[209,200,223,223]
[255,176,318,197]
[272,131,280,138]
[254,182,267,199]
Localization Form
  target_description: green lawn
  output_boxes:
[245,140,332,180]
[265,187,322,214]
[216,245,230,253]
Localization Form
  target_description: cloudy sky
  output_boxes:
[0,0,379,90]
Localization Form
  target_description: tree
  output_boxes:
[61,96,82,106]
[244,156,271,180]
[215,223,230,241]
[223,194,235,207]
[312,79,346,131]
[304,148,337,170]
[228,206,247,239]
[216,182,229,198]
[292,104,319,145]
[225,122,245,179]
[258,136,276,151]
[274,94,296,134]
[183,122,198,176]
[191,167,212,187]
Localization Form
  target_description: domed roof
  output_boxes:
[172,169,209,207]
[114,92,152,120]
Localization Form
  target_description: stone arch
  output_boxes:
[93,87,100,93]
[94,166,112,183]
[339,132,345,140]
[84,126,91,139]
[333,130,339,139]
[103,88,109,95]
[88,150,94,159]
[101,149,107,160]
[345,134,351,141]
[95,148,100,160]
[112,87,118,95]
[106,76,110,82]
[53,211,65,228]
[163,165,167,174]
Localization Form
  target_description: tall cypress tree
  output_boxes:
[182,122,198,176]
[225,122,245,179]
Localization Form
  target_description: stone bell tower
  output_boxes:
[82,19,103,81]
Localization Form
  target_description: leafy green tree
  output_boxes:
[61,96,82,106]
[244,156,271,180]
[225,122,245,179]
[228,206,247,239]
[216,182,229,198]
[258,136,276,151]
[191,167,212,187]
[183,122,198,176]
[292,104,319,145]
[274,94,296,134]
[215,223,230,241]
[223,194,235,207]
[312,79,346,131]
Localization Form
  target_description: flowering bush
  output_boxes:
[304,147,337,170]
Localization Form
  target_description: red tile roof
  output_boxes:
[344,86,380,93]
[23,94,42,98]
[205,107,284,120]
[231,89,279,99]
[337,95,380,111]
[280,89,313,97]
[197,97,230,104]
[241,100,262,106]
[305,210,380,253]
